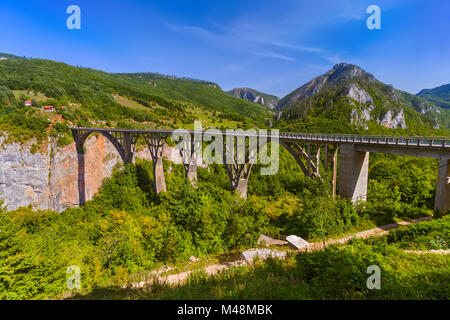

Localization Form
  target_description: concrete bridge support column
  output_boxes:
[339,144,369,203]
[153,157,166,194]
[177,133,200,187]
[435,156,450,213]
[235,179,248,199]
[224,163,252,200]
[143,133,168,194]
[186,164,197,186]
[122,132,135,165]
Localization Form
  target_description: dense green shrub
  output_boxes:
[366,215,450,250]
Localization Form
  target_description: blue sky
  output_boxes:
[1,0,449,97]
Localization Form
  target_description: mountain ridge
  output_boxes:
[417,83,450,109]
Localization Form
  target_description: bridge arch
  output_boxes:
[75,129,130,163]
[278,141,330,178]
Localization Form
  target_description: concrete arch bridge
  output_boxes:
[70,127,450,213]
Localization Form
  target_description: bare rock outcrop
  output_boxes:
[0,134,188,212]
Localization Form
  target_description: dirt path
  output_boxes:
[129,216,434,289]
[308,216,432,251]
[403,249,450,255]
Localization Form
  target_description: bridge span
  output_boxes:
[70,127,450,213]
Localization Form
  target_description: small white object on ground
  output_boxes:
[257,234,274,247]
[286,235,310,250]
[189,256,200,263]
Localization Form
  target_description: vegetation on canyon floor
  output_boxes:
[0,150,447,300]
[72,234,449,300]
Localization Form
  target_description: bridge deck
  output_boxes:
[70,127,450,151]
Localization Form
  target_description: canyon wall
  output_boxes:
[0,134,185,212]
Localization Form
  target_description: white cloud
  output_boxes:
[270,41,323,53]
[252,51,295,62]
[165,22,296,62]
[164,23,220,42]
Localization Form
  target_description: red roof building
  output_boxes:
[24,100,32,106]
[42,105,55,112]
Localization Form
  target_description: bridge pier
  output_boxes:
[235,178,248,199]
[435,156,450,213]
[153,157,166,194]
[143,133,168,194]
[122,132,136,164]
[177,133,201,187]
[186,164,197,185]
[339,144,369,203]
[223,135,256,199]
[224,163,252,199]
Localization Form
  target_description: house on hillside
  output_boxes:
[41,105,55,112]
[24,100,32,106]
[50,115,64,124]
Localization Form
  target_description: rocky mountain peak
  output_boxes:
[328,63,372,82]
[276,63,375,110]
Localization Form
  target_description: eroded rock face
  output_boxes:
[227,88,279,109]
[0,134,187,212]
[48,135,122,212]
[379,109,407,129]
[0,136,52,211]
[348,84,373,105]
[347,84,407,129]
[348,84,375,129]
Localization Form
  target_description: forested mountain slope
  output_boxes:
[115,73,271,121]
[418,84,450,109]
[275,63,450,135]
[0,57,271,144]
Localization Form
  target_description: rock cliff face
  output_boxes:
[0,134,186,212]
[227,88,279,109]
[347,83,406,129]
[348,84,375,129]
